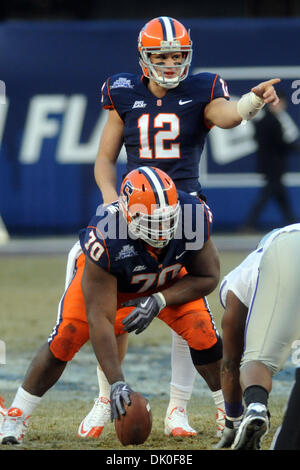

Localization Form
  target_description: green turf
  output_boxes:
[0,251,288,450]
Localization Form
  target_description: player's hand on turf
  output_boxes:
[214,419,241,449]
[251,78,281,105]
[110,381,133,421]
[122,294,165,334]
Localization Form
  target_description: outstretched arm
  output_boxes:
[204,78,281,129]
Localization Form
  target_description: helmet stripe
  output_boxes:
[138,167,168,207]
[158,16,175,42]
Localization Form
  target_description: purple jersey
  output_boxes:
[101,72,229,194]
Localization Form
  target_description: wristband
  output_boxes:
[237,91,265,123]
[152,292,166,311]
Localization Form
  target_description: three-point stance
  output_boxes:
[1,167,222,445]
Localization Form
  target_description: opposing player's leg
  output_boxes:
[233,232,300,450]
[1,251,90,445]
[158,297,225,437]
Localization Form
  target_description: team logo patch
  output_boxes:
[132,100,147,109]
[133,264,147,272]
[122,180,134,205]
[110,77,134,89]
[115,244,138,261]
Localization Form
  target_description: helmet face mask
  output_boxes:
[127,203,181,248]
[138,17,193,89]
[119,167,181,248]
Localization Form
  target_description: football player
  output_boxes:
[84,16,281,439]
[215,224,300,450]
[1,167,223,445]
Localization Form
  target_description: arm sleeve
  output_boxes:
[101,78,114,110]
[210,74,230,101]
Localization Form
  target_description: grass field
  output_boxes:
[0,250,290,451]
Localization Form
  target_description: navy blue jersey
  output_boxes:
[79,191,212,294]
[101,72,229,194]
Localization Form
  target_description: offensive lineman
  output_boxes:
[81,16,280,438]
[1,167,222,445]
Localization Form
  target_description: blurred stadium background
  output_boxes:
[0,0,300,242]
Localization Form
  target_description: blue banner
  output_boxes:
[1,19,300,234]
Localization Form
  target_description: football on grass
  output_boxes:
[114,392,152,446]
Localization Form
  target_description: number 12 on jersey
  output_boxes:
[138,113,180,159]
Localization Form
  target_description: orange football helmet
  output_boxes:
[138,16,193,89]
[119,167,180,248]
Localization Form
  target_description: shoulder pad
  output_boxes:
[101,73,137,110]
[188,73,230,102]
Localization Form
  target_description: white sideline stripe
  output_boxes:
[193,66,300,80]
[201,172,300,188]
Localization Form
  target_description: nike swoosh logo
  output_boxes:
[140,299,150,309]
[176,252,185,259]
[78,422,89,436]
[179,99,192,105]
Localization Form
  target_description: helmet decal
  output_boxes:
[122,180,134,205]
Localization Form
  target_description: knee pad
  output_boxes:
[241,357,278,376]
[189,335,223,366]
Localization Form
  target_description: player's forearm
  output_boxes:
[161,273,219,306]
[207,100,243,129]
[88,314,124,384]
[218,101,243,128]
[94,156,118,204]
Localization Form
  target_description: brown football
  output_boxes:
[114,392,152,446]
